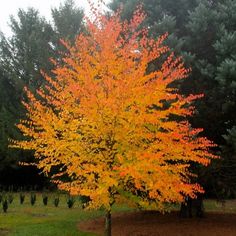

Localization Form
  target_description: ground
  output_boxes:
[1,195,236,235]
[79,211,236,236]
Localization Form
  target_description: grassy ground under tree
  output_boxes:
[1,193,236,236]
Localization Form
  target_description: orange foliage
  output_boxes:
[11,6,217,211]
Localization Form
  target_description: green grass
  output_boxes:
[0,193,236,236]
[204,199,236,213]
[0,192,125,236]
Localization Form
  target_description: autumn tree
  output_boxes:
[11,5,216,236]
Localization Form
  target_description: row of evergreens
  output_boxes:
[0,192,89,213]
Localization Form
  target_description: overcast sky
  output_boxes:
[0,0,111,36]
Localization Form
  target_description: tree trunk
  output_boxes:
[179,195,204,218]
[104,209,111,236]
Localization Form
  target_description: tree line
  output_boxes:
[0,0,236,199]
[0,0,84,187]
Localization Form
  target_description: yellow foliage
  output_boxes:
[11,5,217,211]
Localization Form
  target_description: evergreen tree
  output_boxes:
[0,2,85,185]
[109,0,236,197]
[186,0,236,196]
[51,0,84,44]
[219,126,236,198]
[0,68,21,169]
[0,8,55,181]
[0,8,55,91]
[109,0,197,54]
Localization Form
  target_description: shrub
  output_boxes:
[42,194,48,206]
[30,193,36,206]
[67,196,75,209]
[20,193,25,204]
[2,199,8,213]
[54,196,60,207]
[79,195,91,209]
[8,194,14,204]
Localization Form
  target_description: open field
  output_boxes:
[1,193,236,236]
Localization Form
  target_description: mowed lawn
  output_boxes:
[0,193,236,236]
[0,193,130,236]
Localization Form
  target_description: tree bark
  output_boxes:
[104,209,111,236]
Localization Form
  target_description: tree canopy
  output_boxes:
[12,5,216,214]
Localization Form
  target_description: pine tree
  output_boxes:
[109,0,236,198]
[51,0,84,44]
[0,2,85,184]
[0,8,56,179]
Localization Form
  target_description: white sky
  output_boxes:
[0,0,111,36]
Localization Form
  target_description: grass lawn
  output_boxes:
[0,193,235,236]
[0,192,130,236]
